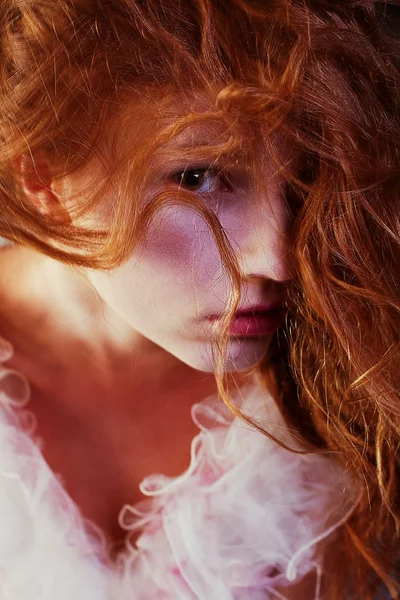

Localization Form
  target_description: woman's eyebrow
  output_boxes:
[168,135,217,150]
[164,122,228,150]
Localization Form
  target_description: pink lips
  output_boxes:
[208,302,287,337]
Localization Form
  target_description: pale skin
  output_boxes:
[0,100,326,597]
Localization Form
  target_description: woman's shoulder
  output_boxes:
[0,243,37,285]
[0,245,44,334]
[0,245,70,389]
[0,338,112,600]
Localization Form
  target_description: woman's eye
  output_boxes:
[174,168,231,193]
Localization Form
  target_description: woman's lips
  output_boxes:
[208,303,287,337]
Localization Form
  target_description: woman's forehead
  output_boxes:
[98,83,299,182]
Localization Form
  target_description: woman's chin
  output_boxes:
[172,337,272,373]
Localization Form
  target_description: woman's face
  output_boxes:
[80,107,294,372]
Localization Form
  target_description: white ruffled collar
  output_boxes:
[0,362,354,599]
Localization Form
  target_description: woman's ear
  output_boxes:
[14,154,71,224]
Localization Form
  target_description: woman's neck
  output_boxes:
[0,245,252,400]
[0,245,228,545]
[0,245,203,391]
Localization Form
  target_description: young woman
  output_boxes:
[0,1,398,598]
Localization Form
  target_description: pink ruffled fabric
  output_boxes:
[114,383,355,599]
[0,343,356,600]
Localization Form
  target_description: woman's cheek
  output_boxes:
[140,208,223,287]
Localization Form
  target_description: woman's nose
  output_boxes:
[237,201,294,284]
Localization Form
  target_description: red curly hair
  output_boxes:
[0,1,399,598]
